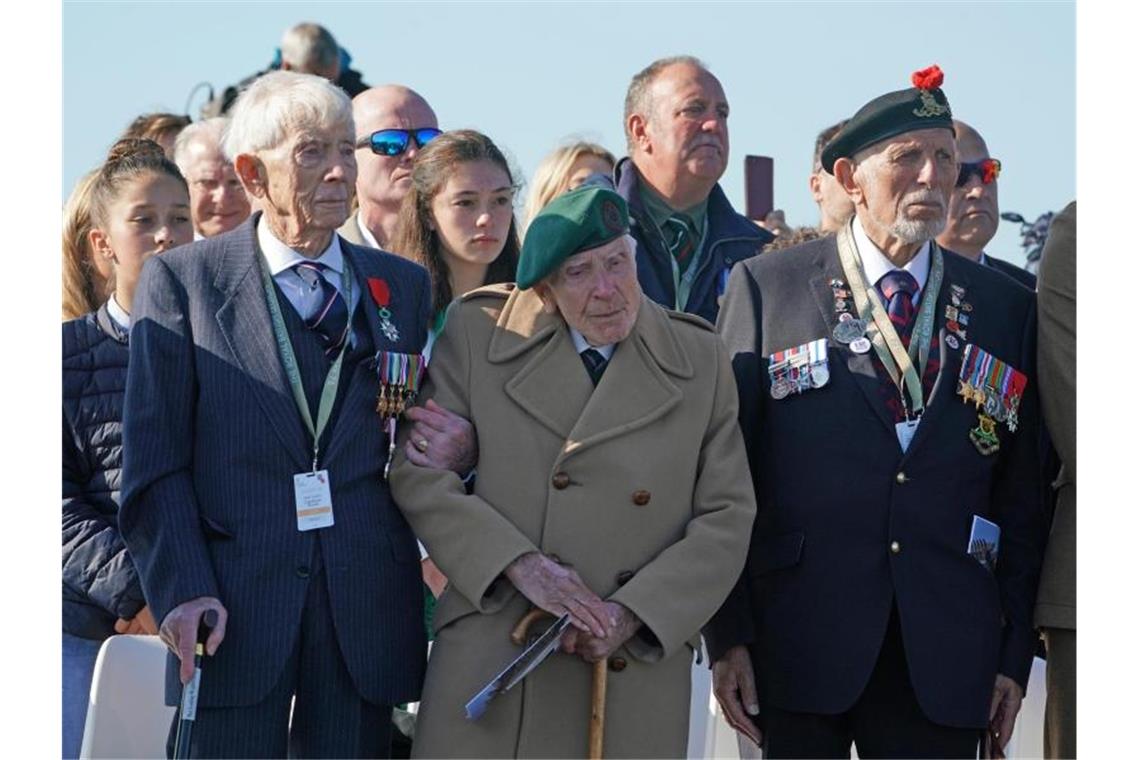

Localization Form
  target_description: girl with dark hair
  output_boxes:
[61,138,193,758]
[392,129,521,341]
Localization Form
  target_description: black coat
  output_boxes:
[63,304,146,640]
[705,235,1046,729]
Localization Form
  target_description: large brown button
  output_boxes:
[552,472,570,490]
[632,490,651,506]
[609,657,628,672]
[615,570,634,586]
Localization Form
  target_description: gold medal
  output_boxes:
[969,413,1001,456]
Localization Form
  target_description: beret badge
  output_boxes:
[911,64,950,118]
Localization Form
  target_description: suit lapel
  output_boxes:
[321,242,391,465]
[807,246,897,437]
[213,219,310,471]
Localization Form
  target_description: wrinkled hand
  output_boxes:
[403,400,478,474]
[559,602,642,662]
[504,552,610,638]
[422,557,448,599]
[713,645,762,747]
[114,604,159,635]
[988,673,1024,752]
[159,597,228,685]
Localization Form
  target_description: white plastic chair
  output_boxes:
[79,634,174,759]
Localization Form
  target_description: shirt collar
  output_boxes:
[257,214,344,276]
[569,327,615,361]
[852,216,930,297]
[106,294,130,330]
[357,215,381,250]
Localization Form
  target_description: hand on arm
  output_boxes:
[159,597,228,684]
[504,552,611,639]
[712,645,762,747]
[402,400,478,474]
[559,602,642,662]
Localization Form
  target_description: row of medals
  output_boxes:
[769,345,829,400]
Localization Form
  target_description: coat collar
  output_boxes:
[489,288,690,455]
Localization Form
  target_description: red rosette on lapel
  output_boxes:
[368,277,391,308]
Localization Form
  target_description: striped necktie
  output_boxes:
[876,270,919,334]
[292,262,350,357]
[580,348,608,386]
[664,213,698,274]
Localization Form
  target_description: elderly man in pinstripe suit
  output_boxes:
[120,71,436,757]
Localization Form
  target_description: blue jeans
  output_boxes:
[62,632,104,759]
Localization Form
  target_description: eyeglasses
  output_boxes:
[355,128,443,157]
[956,158,1001,188]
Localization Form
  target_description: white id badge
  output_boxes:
[294,470,334,531]
[895,418,920,453]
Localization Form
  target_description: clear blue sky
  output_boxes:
[63,1,1073,262]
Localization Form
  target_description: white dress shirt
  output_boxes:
[852,216,930,302]
[257,216,360,319]
[106,294,130,331]
[569,327,615,361]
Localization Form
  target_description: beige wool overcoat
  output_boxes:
[389,284,756,759]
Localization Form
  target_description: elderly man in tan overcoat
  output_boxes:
[389,186,755,758]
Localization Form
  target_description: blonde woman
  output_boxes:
[522,140,615,232]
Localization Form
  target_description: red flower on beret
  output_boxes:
[911,65,944,91]
[367,277,391,307]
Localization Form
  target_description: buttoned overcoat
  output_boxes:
[389,285,756,758]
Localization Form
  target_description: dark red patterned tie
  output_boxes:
[877,271,919,332]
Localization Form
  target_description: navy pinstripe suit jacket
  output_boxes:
[120,214,431,708]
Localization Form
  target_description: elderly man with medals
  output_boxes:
[119,71,448,756]
[389,186,756,758]
[705,66,1047,759]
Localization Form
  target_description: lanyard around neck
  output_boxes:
[837,221,943,418]
[259,255,354,471]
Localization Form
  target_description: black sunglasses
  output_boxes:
[355,128,443,157]
[956,158,1001,188]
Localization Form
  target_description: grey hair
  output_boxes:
[280,22,340,75]
[623,55,709,152]
[222,71,353,160]
[172,117,228,174]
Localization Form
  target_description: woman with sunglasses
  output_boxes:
[341,85,441,252]
[62,138,194,758]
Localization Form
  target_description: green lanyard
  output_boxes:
[259,255,354,471]
[837,221,943,419]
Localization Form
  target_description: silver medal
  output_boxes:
[849,337,871,354]
[832,318,867,344]
[810,364,830,388]
[770,379,791,400]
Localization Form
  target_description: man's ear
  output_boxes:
[833,158,863,205]
[808,172,824,203]
[627,113,650,154]
[234,153,267,199]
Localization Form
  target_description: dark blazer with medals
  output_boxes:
[120,213,432,707]
[705,235,1047,729]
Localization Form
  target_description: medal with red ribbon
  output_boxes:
[367,277,401,342]
[957,344,1027,455]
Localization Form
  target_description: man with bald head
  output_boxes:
[173,118,252,239]
[340,85,440,252]
[937,120,1035,290]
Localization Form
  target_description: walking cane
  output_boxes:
[172,609,219,760]
[512,609,608,760]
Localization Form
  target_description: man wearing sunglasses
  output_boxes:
[937,120,1036,291]
[341,85,440,253]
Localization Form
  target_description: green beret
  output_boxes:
[517,186,629,289]
[821,65,954,175]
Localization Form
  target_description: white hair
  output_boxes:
[172,117,228,174]
[222,70,353,160]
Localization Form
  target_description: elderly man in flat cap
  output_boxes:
[705,66,1047,759]
[390,186,755,758]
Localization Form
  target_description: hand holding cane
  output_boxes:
[172,609,219,760]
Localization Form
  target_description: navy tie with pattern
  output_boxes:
[876,270,919,333]
[292,262,350,357]
[665,213,698,275]
[580,348,608,386]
